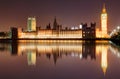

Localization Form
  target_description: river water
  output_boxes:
[0,40,120,79]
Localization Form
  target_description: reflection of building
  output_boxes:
[53,53,61,64]
[17,41,83,64]
[96,42,108,75]
[11,42,18,55]
[82,41,96,59]
[17,41,96,64]
[109,44,120,58]
[101,45,108,74]
[27,52,36,66]
[10,41,110,75]
[82,23,96,38]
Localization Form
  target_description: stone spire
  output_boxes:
[102,3,106,13]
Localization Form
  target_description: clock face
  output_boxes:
[101,14,107,20]
[102,13,107,17]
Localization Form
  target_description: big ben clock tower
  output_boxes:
[101,4,108,37]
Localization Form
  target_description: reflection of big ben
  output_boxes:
[101,46,108,75]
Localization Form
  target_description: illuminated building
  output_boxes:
[96,28,102,38]
[18,29,82,39]
[11,27,18,40]
[18,18,82,39]
[96,4,109,38]
[27,17,36,31]
[11,4,111,39]
[101,4,108,37]
[82,23,96,38]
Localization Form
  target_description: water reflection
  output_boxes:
[17,41,83,65]
[101,45,108,75]
[0,40,120,78]
[109,43,120,58]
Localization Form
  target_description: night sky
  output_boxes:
[0,0,120,31]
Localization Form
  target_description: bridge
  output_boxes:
[109,26,120,45]
[110,26,120,37]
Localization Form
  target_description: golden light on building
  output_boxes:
[96,28,102,38]
[27,17,36,31]
[101,4,108,37]
[18,29,82,39]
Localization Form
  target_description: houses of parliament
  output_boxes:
[11,4,109,39]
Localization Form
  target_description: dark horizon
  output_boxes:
[0,0,120,31]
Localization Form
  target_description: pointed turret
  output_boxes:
[53,16,58,30]
[102,3,107,13]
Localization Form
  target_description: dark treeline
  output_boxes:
[0,32,9,38]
